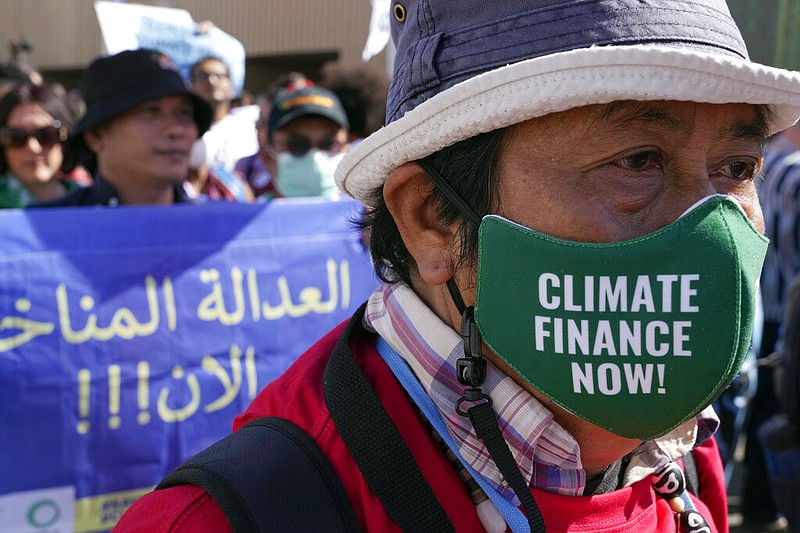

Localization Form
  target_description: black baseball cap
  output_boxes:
[268,86,349,135]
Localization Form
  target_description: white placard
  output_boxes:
[93,1,246,95]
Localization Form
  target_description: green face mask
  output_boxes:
[474,195,767,440]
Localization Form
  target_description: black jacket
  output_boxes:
[29,175,193,207]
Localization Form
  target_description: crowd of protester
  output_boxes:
[2,5,799,530]
[0,34,389,208]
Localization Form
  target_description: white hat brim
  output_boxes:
[336,45,800,204]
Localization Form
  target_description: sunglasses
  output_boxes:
[0,122,68,148]
[282,134,343,157]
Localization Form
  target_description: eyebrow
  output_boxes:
[723,106,770,145]
[591,101,690,134]
[590,101,770,144]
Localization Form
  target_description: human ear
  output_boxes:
[83,129,103,154]
[383,162,457,286]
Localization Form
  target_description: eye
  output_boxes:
[178,106,194,120]
[614,150,663,172]
[319,136,343,154]
[719,159,760,182]
[142,104,161,117]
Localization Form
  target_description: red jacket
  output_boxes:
[115,318,729,532]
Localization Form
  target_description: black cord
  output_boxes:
[448,280,547,532]
[423,158,545,531]
[467,402,546,532]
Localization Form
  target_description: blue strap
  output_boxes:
[377,337,530,533]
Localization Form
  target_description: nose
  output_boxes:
[669,156,764,233]
[163,113,198,138]
[674,168,718,213]
[24,136,45,152]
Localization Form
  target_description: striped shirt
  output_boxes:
[759,135,800,324]
[365,282,716,496]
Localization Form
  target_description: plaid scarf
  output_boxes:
[365,282,718,496]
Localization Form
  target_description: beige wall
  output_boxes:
[0,1,389,92]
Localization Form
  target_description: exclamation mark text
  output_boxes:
[108,364,121,429]
[657,364,666,394]
[245,346,257,397]
[138,361,150,425]
[340,260,350,309]
[77,369,91,434]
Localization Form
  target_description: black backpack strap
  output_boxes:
[323,304,454,533]
[156,416,361,533]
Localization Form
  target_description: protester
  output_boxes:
[320,61,389,143]
[185,56,255,202]
[232,104,277,199]
[32,49,211,207]
[759,121,800,355]
[266,85,350,199]
[0,82,88,207]
[230,89,254,109]
[758,273,800,533]
[7,35,43,87]
[183,162,253,202]
[266,71,314,95]
[185,131,254,202]
[0,63,33,98]
[235,72,315,200]
[188,56,258,174]
[115,1,800,531]
[739,120,800,530]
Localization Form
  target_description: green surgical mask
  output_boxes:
[474,195,767,440]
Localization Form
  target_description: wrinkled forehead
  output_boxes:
[508,100,770,139]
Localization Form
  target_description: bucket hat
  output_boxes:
[72,49,212,140]
[335,0,800,204]
[268,86,349,135]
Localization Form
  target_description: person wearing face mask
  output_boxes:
[266,85,350,199]
[115,2,800,532]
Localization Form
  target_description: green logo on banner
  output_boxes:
[27,498,60,528]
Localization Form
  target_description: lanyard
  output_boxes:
[377,337,530,533]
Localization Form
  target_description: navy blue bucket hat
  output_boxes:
[72,49,213,139]
[336,0,800,203]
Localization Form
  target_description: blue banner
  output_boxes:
[0,199,378,532]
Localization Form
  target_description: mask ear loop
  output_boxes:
[417,159,482,226]
[419,158,546,532]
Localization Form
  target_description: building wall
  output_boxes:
[0,0,389,93]
[4,1,795,95]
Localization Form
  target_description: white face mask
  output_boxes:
[276,149,345,199]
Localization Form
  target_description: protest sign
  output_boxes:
[94,1,246,95]
[0,199,377,532]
